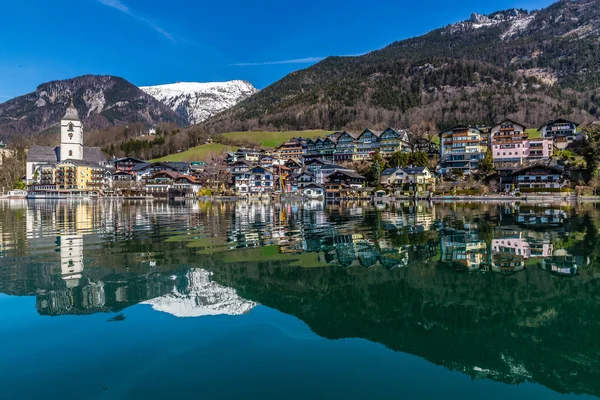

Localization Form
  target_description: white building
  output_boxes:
[26,98,106,184]
[60,234,84,289]
[60,99,84,161]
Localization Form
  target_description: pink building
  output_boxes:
[527,138,553,160]
[491,119,553,163]
[491,238,553,258]
[491,120,528,163]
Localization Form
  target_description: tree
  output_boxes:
[204,152,230,194]
[409,152,429,167]
[478,151,495,176]
[390,151,409,168]
[368,151,386,187]
[579,125,600,183]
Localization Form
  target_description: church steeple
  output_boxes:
[62,96,80,121]
[60,96,83,161]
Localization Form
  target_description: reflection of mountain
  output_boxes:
[142,269,256,317]
[206,261,600,398]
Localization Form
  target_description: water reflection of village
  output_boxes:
[225,200,590,275]
[438,203,590,276]
[0,200,594,318]
[0,201,255,317]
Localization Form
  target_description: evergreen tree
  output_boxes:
[580,125,600,182]
[390,151,409,168]
[368,152,386,186]
[478,151,495,176]
[409,152,429,167]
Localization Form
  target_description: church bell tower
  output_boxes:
[60,97,84,161]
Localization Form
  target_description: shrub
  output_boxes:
[518,187,574,194]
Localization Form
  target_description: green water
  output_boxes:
[0,200,598,399]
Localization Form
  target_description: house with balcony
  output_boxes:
[490,120,529,164]
[333,131,358,161]
[173,175,203,194]
[113,157,147,173]
[38,165,56,186]
[135,162,190,181]
[439,126,487,174]
[510,165,570,192]
[293,171,315,189]
[277,138,305,158]
[302,184,325,200]
[527,138,553,160]
[227,148,260,165]
[284,158,303,173]
[305,137,336,161]
[234,166,276,195]
[325,170,366,189]
[381,167,435,194]
[539,119,579,149]
[55,159,106,191]
[354,129,380,161]
[379,128,410,157]
[142,170,181,196]
[440,228,487,271]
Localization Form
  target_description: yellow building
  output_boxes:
[55,160,105,191]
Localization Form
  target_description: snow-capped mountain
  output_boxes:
[142,269,257,318]
[0,75,186,140]
[140,81,258,125]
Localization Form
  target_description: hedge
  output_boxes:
[518,187,574,194]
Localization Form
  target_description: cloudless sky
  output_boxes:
[0,0,555,100]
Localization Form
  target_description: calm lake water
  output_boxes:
[0,200,599,399]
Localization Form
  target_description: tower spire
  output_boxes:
[62,95,80,121]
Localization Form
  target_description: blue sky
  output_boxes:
[0,0,554,100]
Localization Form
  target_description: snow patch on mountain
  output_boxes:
[501,14,535,40]
[445,9,536,39]
[142,269,257,318]
[141,80,258,125]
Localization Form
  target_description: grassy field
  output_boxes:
[152,130,333,162]
[525,128,542,138]
[218,130,332,148]
[151,143,233,162]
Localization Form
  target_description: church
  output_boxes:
[26,98,107,188]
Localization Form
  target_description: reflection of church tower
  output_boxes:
[60,97,83,161]
[59,234,84,288]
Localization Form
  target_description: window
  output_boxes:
[68,123,74,132]
[68,150,73,157]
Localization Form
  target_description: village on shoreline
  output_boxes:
[3,99,600,202]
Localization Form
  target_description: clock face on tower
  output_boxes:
[68,133,73,139]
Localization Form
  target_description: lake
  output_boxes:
[0,200,598,399]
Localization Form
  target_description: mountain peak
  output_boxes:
[0,74,186,140]
[141,80,258,125]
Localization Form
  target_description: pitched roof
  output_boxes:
[303,184,323,190]
[511,164,565,176]
[381,168,400,176]
[439,125,480,135]
[83,147,107,164]
[27,146,59,163]
[150,170,181,180]
[131,162,151,171]
[538,118,580,131]
[494,119,526,129]
[401,167,428,175]
[114,157,146,164]
[328,170,366,180]
[175,175,202,184]
[58,159,106,169]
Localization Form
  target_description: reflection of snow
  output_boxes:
[142,269,256,317]
[501,354,532,378]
